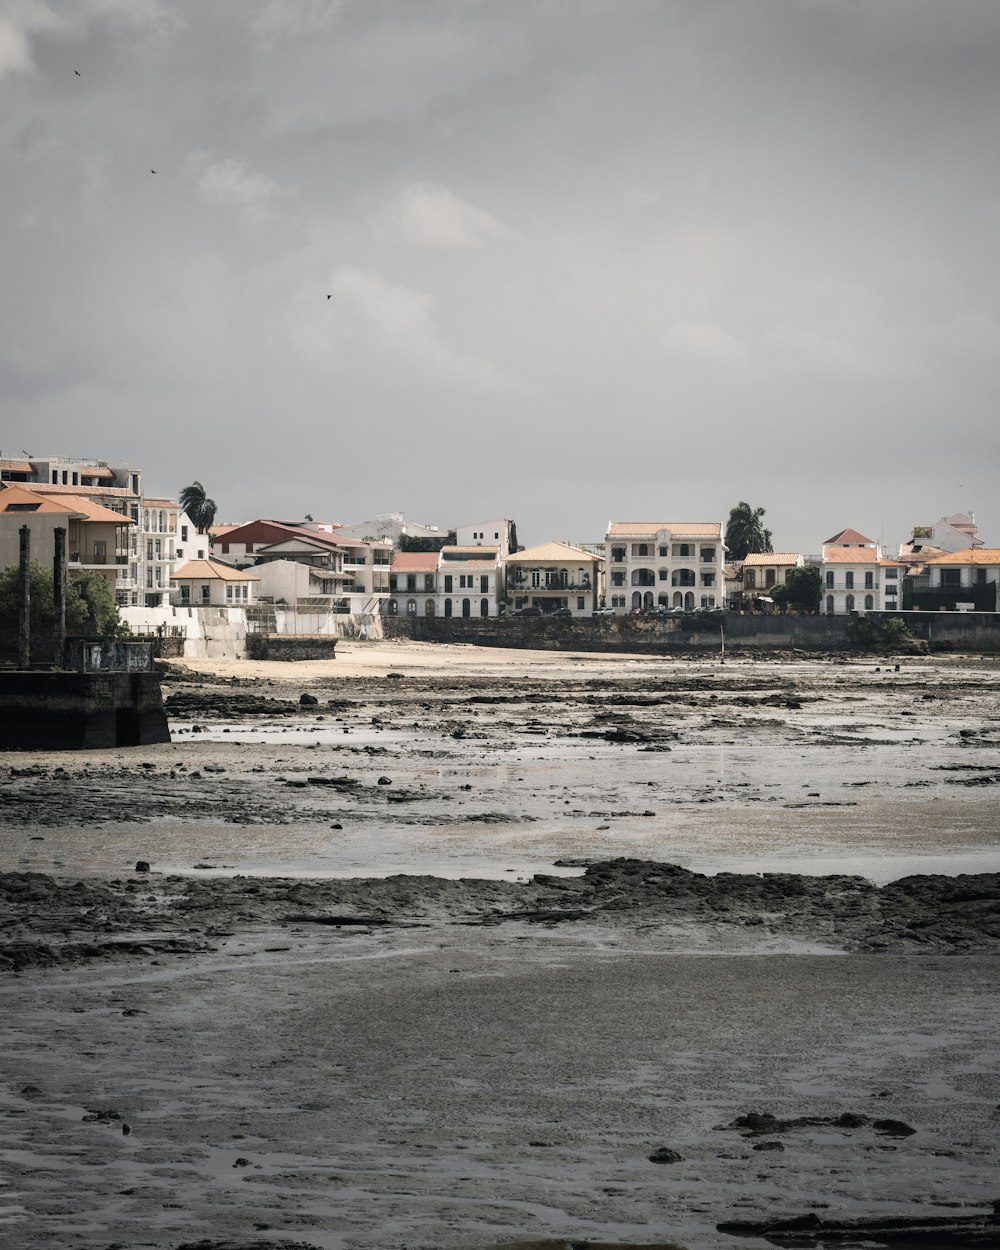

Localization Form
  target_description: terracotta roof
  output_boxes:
[606,521,723,538]
[141,497,178,508]
[0,485,78,514]
[925,548,1000,565]
[209,524,240,537]
[741,552,801,566]
[878,559,906,568]
[824,527,876,546]
[58,494,135,524]
[822,547,879,564]
[172,558,259,582]
[0,460,35,474]
[391,552,440,572]
[441,545,500,556]
[508,541,603,563]
[81,466,116,479]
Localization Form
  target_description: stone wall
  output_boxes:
[0,671,170,750]
[383,611,1000,653]
[244,635,339,661]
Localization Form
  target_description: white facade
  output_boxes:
[455,518,516,559]
[505,541,602,615]
[604,522,725,612]
[436,546,502,617]
[333,512,445,546]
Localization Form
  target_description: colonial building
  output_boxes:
[170,558,259,608]
[386,552,439,617]
[740,553,804,602]
[603,521,725,612]
[505,541,603,615]
[436,545,501,617]
[821,528,882,615]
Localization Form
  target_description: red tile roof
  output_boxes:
[824,527,875,545]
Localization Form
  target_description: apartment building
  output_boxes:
[821,528,883,615]
[386,552,439,617]
[437,546,501,617]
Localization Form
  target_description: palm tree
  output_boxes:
[179,481,218,534]
[725,501,773,560]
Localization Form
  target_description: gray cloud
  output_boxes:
[2,0,998,550]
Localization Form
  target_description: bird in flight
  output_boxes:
[151,169,157,174]
[74,69,81,76]
[327,294,332,299]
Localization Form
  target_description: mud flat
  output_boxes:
[1,645,999,1249]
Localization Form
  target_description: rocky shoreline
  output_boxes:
[3,858,999,973]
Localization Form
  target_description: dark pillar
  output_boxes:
[18,525,31,669]
[53,526,67,666]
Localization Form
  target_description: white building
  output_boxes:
[333,512,445,547]
[821,528,883,615]
[915,548,1000,612]
[455,518,516,559]
[604,521,725,612]
[170,558,259,608]
[437,545,502,617]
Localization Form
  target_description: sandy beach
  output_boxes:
[1,643,999,1249]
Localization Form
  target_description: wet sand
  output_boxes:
[1,645,999,1249]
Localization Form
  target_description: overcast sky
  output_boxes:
[2,0,998,552]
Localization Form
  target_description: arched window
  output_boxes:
[387,598,398,615]
[643,591,654,609]
[845,594,855,613]
[444,599,452,617]
[826,595,835,614]
[406,599,417,615]
[426,599,435,616]
[864,594,874,611]
[462,598,471,617]
[480,598,489,617]
[658,592,669,606]
[632,591,642,609]
[658,545,669,557]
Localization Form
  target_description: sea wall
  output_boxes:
[0,671,170,750]
[383,611,1000,653]
[244,635,338,661]
[120,606,249,660]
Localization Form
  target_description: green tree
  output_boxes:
[399,533,448,553]
[179,481,218,533]
[0,563,125,637]
[725,501,773,560]
[770,565,822,612]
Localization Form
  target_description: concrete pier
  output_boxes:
[0,669,170,750]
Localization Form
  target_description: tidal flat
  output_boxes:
[1,643,998,1249]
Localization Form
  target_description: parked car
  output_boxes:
[593,607,616,616]
[549,607,573,618]
[514,606,542,617]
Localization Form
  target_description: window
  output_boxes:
[387,598,398,614]
[444,599,453,617]
[481,575,489,592]
[389,575,398,592]
[611,595,626,608]
[745,570,756,589]
[864,571,874,589]
[201,585,210,603]
[701,547,715,562]
[406,575,416,592]
[146,568,153,588]
[941,569,961,587]
[845,594,855,612]
[481,598,489,617]
[638,543,649,557]
[226,585,233,600]
[444,574,453,593]
[659,568,670,581]
[407,599,417,615]
[577,597,585,610]
[826,571,834,588]
[765,569,776,588]
[462,598,471,617]
[611,547,626,563]
[611,572,625,587]
[864,594,874,611]
[146,539,154,560]
[977,568,988,585]
[845,572,854,590]
[426,599,435,616]
[826,595,834,614]
[679,544,690,557]
[176,548,183,559]
[181,525,188,542]
[885,567,898,580]
[424,574,435,592]
[701,573,715,587]
[659,545,669,557]
[180,585,190,603]
[885,583,897,597]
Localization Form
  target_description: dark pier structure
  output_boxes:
[0,524,170,750]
